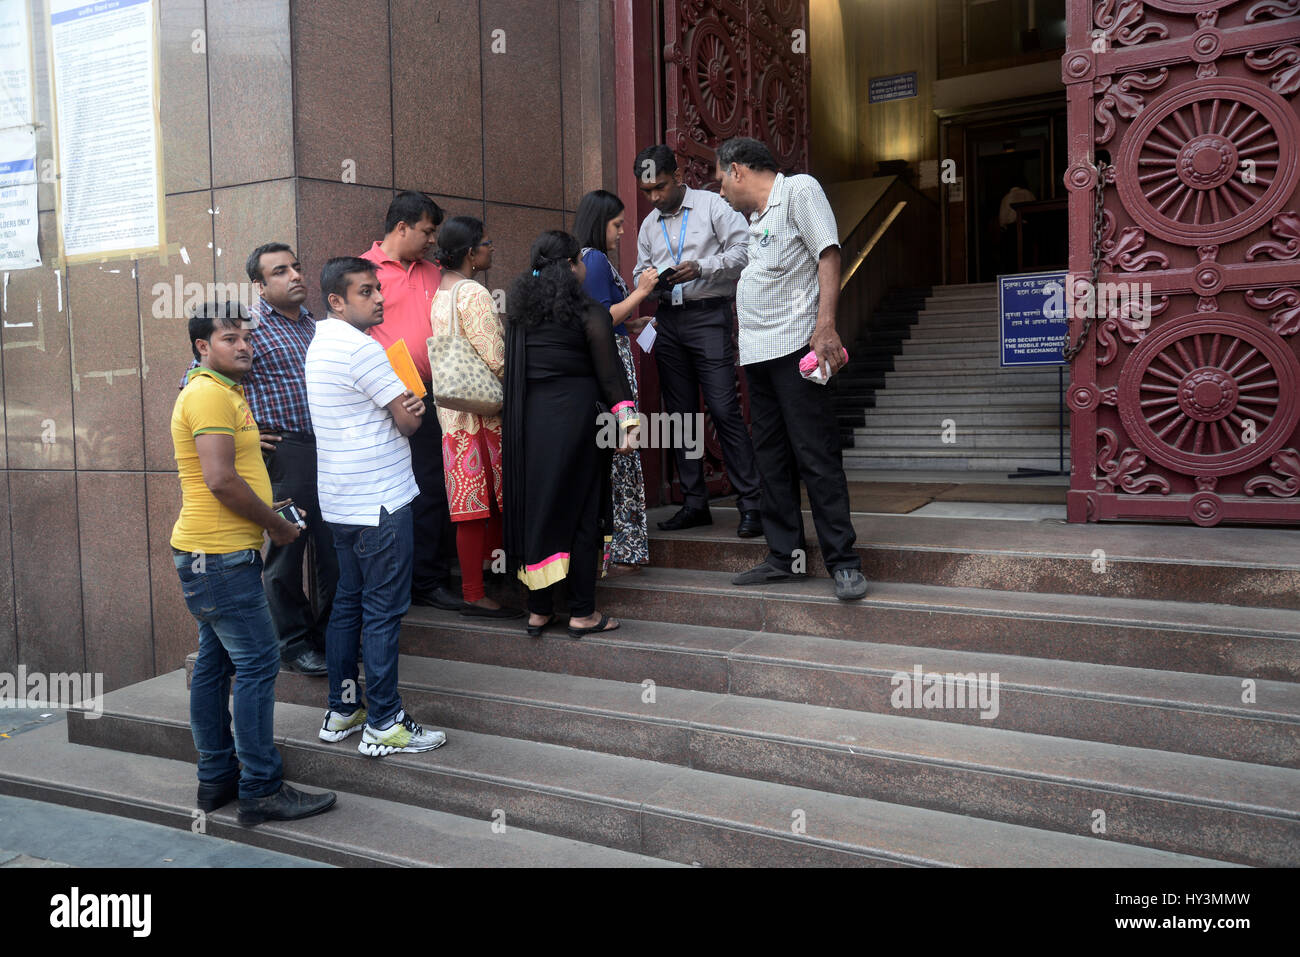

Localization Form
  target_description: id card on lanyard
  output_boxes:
[661,209,689,307]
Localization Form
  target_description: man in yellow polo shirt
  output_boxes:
[171,300,337,826]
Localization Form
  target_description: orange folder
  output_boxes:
[385,340,427,398]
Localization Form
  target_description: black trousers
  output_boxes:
[744,349,860,574]
[653,301,761,511]
[408,394,455,593]
[262,432,338,657]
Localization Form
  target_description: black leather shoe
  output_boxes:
[238,782,337,826]
[657,505,713,531]
[280,647,327,676]
[732,561,797,586]
[736,510,763,538]
[196,777,239,813]
[410,585,463,611]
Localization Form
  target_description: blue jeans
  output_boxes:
[325,505,413,729]
[173,548,284,799]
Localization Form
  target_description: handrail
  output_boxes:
[840,201,907,292]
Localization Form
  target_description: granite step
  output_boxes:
[0,720,677,868]
[67,673,1242,868]
[894,338,1015,354]
[586,567,1298,681]
[853,426,1068,450]
[908,322,1001,338]
[843,451,1070,471]
[644,509,1300,617]
[872,388,1065,408]
[890,355,1001,370]
[857,408,1064,427]
[378,615,1300,766]
[881,370,1065,389]
[253,658,1300,865]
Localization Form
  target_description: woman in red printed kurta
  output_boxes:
[429,216,520,618]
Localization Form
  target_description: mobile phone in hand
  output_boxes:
[277,503,307,529]
[655,267,681,291]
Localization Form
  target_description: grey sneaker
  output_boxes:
[834,568,868,601]
[358,710,447,757]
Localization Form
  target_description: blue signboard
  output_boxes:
[868,72,918,103]
[999,271,1069,367]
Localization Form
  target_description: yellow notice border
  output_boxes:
[46,0,168,267]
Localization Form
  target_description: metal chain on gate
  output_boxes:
[1062,159,1108,363]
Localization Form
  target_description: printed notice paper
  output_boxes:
[0,0,34,129]
[49,0,163,261]
[0,127,40,268]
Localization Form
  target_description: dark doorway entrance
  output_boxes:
[965,108,1068,281]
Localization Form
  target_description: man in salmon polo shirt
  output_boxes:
[360,191,460,611]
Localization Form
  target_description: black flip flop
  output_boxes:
[567,613,619,639]
[526,614,557,638]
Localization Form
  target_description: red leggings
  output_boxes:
[456,510,502,603]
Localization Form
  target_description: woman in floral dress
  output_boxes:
[429,216,520,619]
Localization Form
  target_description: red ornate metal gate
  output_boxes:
[651,0,812,502]
[1064,0,1300,525]
[664,0,811,185]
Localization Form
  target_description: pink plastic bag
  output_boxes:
[799,347,849,384]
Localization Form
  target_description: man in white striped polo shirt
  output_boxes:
[305,256,448,756]
[714,137,868,602]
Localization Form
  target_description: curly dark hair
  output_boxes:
[507,230,591,328]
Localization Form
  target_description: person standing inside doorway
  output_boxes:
[713,137,868,602]
[360,191,460,612]
[307,258,448,757]
[632,145,763,539]
[171,300,337,824]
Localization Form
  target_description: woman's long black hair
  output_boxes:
[506,230,591,328]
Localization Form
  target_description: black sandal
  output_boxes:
[567,613,620,639]
[526,614,557,638]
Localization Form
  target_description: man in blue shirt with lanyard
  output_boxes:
[632,144,763,538]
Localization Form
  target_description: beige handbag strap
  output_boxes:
[446,279,472,337]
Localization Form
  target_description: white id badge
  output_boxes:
[671,284,684,307]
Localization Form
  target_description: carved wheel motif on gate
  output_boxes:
[1116,79,1300,245]
[686,17,744,137]
[665,1,811,184]
[1068,0,1300,525]
[1117,312,1300,475]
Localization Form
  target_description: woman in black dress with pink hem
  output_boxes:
[502,231,640,638]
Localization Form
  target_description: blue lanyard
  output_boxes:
[660,208,690,265]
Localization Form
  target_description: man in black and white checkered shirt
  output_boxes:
[714,137,868,601]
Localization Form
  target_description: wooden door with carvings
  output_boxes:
[1064,0,1300,525]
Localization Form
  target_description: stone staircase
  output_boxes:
[836,283,1071,472]
[2,506,1297,867]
